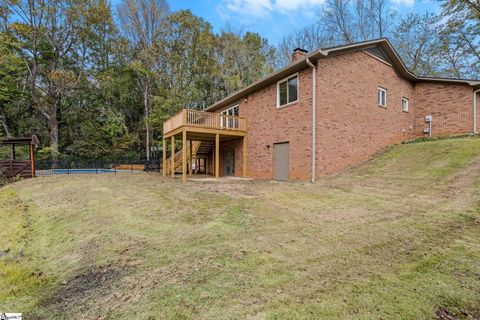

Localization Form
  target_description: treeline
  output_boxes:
[0,0,275,160]
[0,0,479,160]
[277,0,480,78]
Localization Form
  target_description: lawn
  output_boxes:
[1,138,480,319]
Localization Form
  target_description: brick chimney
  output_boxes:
[292,48,308,62]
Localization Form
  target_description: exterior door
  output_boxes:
[223,149,235,176]
[274,142,289,181]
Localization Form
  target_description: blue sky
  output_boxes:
[168,0,441,45]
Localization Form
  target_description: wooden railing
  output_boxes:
[165,141,201,174]
[163,109,247,135]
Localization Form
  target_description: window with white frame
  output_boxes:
[378,87,387,107]
[221,105,239,128]
[277,74,298,107]
[402,97,409,112]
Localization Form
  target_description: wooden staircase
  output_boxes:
[164,141,213,174]
[196,141,214,155]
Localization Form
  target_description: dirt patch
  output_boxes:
[436,307,459,320]
[436,306,480,320]
[42,266,122,310]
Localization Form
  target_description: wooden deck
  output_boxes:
[163,109,247,140]
[162,109,248,182]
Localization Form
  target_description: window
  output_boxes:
[221,105,239,128]
[277,74,298,107]
[378,87,387,107]
[402,97,409,112]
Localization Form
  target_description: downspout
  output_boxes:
[306,58,316,182]
[474,89,480,134]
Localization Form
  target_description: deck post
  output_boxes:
[215,133,220,178]
[171,136,175,178]
[29,143,35,178]
[162,138,166,176]
[189,140,193,176]
[182,130,187,183]
[243,136,247,177]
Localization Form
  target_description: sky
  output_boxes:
[168,0,441,45]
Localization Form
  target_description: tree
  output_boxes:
[277,24,333,67]
[392,13,440,76]
[438,0,480,78]
[117,0,169,161]
[318,0,394,44]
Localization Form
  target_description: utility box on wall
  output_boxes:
[425,115,432,122]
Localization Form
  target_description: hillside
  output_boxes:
[1,138,480,319]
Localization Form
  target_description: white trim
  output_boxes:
[220,104,239,115]
[277,73,299,108]
[402,97,409,112]
[220,104,240,129]
[378,87,387,107]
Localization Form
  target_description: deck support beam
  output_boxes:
[162,138,166,176]
[29,143,35,178]
[215,133,220,178]
[182,130,187,183]
[170,136,175,178]
[243,136,247,178]
[189,140,193,176]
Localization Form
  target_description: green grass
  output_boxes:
[1,137,480,319]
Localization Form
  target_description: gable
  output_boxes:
[364,46,392,64]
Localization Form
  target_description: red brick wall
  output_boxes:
[212,51,476,180]
[315,51,415,176]
[413,83,474,137]
[244,68,313,180]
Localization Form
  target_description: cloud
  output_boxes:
[391,0,415,7]
[275,0,325,11]
[222,0,273,17]
[217,0,325,18]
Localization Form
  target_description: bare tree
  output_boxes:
[277,24,333,67]
[317,0,394,44]
[393,13,440,76]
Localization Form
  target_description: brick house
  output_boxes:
[162,38,480,182]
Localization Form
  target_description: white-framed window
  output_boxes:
[221,105,239,128]
[402,97,409,112]
[378,87,387,107]
[277,74,298,108]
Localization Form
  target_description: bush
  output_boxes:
[403,133,478,144]
[0,169,7,187]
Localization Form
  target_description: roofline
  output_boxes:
[204,38,480,112]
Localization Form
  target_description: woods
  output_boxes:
[0,0,479,160]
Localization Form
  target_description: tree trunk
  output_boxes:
[49,99,60,167]
[0,108,10,136]
[144,82,150,161]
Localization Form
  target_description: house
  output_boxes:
[162,38,480,182]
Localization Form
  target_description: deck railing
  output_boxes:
[163,109,247,135]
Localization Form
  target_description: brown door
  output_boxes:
[274,142,289,181]
[223,149,235,176]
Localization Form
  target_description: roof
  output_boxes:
[0,135,39,146]
[205,38,480,112]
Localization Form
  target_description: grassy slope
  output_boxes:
[1,138,480,319]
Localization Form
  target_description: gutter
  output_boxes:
[306,57,316,183]
[305,50,327,183]
[474,89,480,134]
